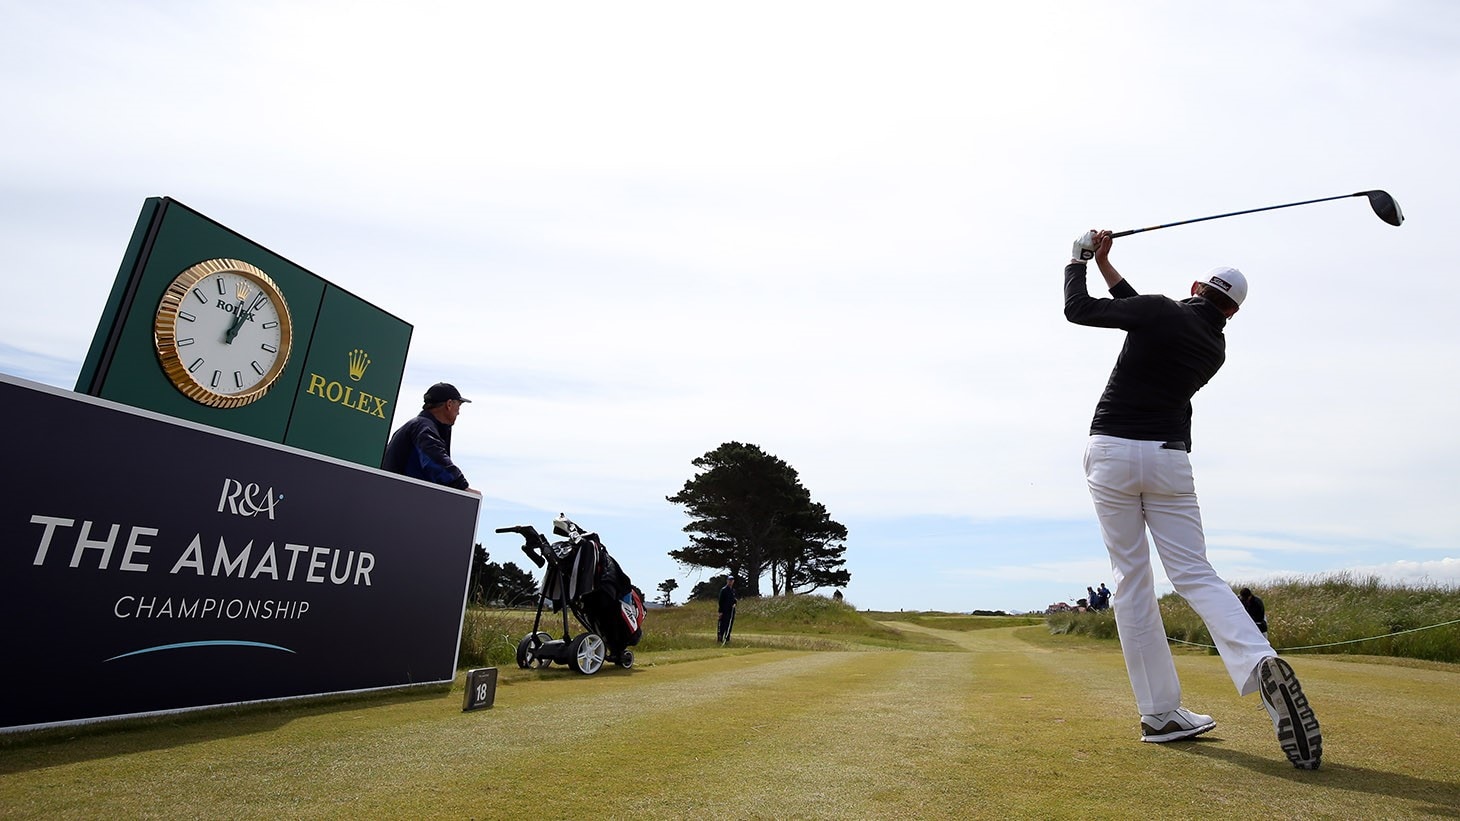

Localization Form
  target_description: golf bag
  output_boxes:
[495,514,644,674]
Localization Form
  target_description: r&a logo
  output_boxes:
[218,478,283,519]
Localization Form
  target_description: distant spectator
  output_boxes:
[717,576,738,644]
[1239,588,1268,633]
[1096,583,1112,610]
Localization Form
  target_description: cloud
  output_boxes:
[3,2,1458,612]
[1344,558,1460,588]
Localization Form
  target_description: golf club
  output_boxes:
[1111,190,1403,238]
[721,605,735,645]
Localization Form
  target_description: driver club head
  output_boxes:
[1359,190,1404,226]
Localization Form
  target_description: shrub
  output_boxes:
[1045,609,1119,640]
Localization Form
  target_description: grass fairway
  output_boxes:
[3,620,1458,818]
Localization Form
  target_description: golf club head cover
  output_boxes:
[1072,231,1096,262]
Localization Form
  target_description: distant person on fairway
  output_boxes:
[717,576,738,644]
[382,382,481,494]
[1240,587,1268,633]
[1064,229,1321,769]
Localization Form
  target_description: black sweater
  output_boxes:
[1063,262,1227,450]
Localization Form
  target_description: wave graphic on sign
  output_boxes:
[104,640,296,662]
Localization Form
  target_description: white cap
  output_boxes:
[1200,266,1247,307]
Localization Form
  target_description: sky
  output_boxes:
[3,1,1457,613]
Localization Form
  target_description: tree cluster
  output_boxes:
[467,544,539,607]
[687,577,725,603]
[667,442,850,598]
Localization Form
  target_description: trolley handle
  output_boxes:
[494,525,549,568]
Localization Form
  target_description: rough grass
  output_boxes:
[1046,573,1460,663]
[457,607,533,668]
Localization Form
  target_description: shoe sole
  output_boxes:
[1140,721,1216,743]
[1260,657,1322,769]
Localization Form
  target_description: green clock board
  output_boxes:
[77,197,412,467]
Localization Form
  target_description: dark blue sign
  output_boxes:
[0,374,480,731]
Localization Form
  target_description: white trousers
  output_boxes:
[1083,435,1274,714]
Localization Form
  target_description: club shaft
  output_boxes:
[1111,193,1357,238]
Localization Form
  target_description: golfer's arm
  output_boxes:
[1095,257,1125,292]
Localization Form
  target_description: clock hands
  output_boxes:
[223,298,250,344]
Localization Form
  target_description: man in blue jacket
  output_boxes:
[382,382,480,495]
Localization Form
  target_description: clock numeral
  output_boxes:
[215,277,227,295]
[211,371,222,388]
[262,321,279,330]
[261,343,278,354]
[187,358,204,373]
[234,371,245,389]
[191,288,208,304]
[251,361,266,376]
[251,294,268,312]
[178,338,195,347]
[178,311,196,323]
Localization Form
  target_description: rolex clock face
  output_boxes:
[154,258,293,409]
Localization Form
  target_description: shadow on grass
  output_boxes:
[0,684,448,775]
[1169,741,1460,818]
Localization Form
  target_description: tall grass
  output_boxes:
[457,607,537,668]
[1046,573,1460,663]
[1046,607,1120,640]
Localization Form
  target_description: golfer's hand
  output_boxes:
[1072,230,1096,262]
[1091,230,1113,264]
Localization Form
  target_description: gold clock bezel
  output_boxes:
[154,258,293,409]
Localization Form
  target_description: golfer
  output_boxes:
[1063,229,1322,769]
[717,576,738,645]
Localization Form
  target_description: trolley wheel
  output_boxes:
[618,649,634,669]
[516,632,552,669]
[567,633,606,675]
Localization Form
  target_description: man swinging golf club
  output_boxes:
[1064,229,1322,769]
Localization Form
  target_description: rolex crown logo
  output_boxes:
[236,281,252,301]
[347,348,371,381]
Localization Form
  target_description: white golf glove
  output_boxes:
[1072,231,1096,262]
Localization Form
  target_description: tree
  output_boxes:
[656,578,679,606]
[668,442,850,597]
[667,442,804,597]
[467,544,491,605]
[467,543,540,607]
[494,561,539,607]
[688,576,728,603]
[771,501,851,595]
